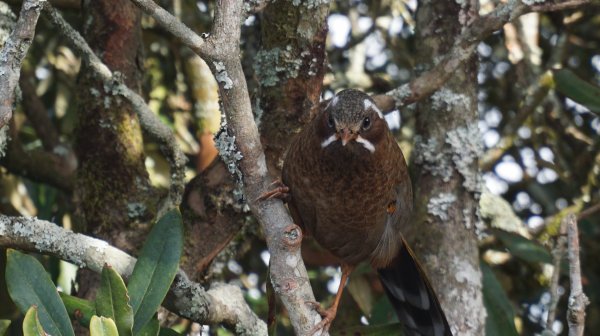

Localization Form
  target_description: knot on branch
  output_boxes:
[282,224,302,250]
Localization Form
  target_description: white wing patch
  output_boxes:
[363,99,383,119]
[356,136,375,153]
[321,134,338,148]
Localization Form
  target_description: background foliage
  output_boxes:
[1,0,599,335]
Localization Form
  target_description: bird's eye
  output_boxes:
[327,115,335,128]
[362,117,371,130]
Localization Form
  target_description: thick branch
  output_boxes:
[387,0,591,106]
[564,214,589,336]
[0,0,43,128]
[129,0,324,334]
[42,4,187,211]
[0,215,266,334]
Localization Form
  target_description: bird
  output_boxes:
[260,89,452,336]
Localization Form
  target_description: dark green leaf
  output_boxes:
[22,306,45,336]
[554,68,600,115]
[482,262,519,336]
[333,323,403,336]
[6,250,75,336]
[127,209,183,335]
[96,265,134,336]
[60,292,96,327]
[137,318,159,336]
[158,327,182,336]
[90,316,119,336]
[369,296,398,325]
[493,229,552,264]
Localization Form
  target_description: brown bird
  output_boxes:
[262,89,452,335]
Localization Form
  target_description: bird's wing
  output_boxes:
[378,238,453,336]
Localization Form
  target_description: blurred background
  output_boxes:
[1,0,599,335]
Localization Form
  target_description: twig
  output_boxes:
[545,220,567,333]
[129,0,324,334]
[564,213,589,336]
[386,0,590,107]
[42,3,187,212]
[4,0,80,9]
[19,71,62,151]
[0,0,44,129]
[577,202,600,221]
[0,214,266,334]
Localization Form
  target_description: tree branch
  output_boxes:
[1,117,75,192]
[545,221,567,333]
[387,0,591,106]
[564,213,589,336]
[128,0,324,334]
[42,3,187,212]
[0,214,266,334]
[0,0,43,129]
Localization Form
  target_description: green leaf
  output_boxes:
[0,320,11,336]
[96,265,134,336]
[59,292,96,327]
[127,209,183,335]
[22,306,45,336]
[333,323,404,336]
[482,262,519,336]
[6,250,75,336]
[493,229,552,264]
[137,318,159,336]
[369,296,398,325]
[553,68,600,115]
[158,327,182,336]
[90,316,119,336]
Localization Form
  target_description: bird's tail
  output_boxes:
[377,239,453,336]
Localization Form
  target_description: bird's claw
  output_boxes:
[256,179,290,202]
[305,301,336,336]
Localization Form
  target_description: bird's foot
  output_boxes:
[256,179,290,202]
[305,301,337,335]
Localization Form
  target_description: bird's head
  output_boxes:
[317,89,387,154]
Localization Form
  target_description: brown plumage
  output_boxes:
[276,89,452,335]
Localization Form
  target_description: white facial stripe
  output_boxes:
[363,99,384,119]
[356,136,375,153]
[325,95,339,111]
[320,134,338,148]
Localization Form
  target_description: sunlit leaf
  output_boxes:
[90,316,119,336]
[0,320,10,336]
[22,306,45,336]
[6,250,74,336]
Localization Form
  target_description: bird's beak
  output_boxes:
[340,128,354,146]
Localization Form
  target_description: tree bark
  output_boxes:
[74,0,157,248]
[408,1,486,334]
[256,0,329,174]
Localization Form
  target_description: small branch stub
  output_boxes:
[282,224,303,250]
